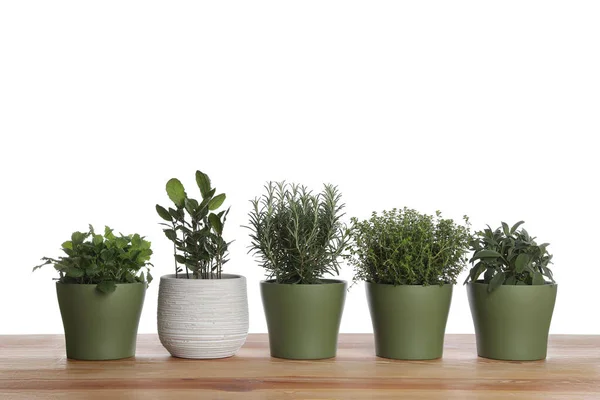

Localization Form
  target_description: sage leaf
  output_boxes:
[510,221,525,234]
[515,253,530,273]
[488,271,505,292]
[472,249,502,260]
[502,222,510,236]
[532,272,545,285]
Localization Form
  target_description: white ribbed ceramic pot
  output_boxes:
[157,273,249,359]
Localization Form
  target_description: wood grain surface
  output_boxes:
[1,334,599,399]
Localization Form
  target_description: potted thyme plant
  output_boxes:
[347,208,471,360]
[465,221,557,361]
[156,170,248,359]
[246,182,350,360]
[33,225,153,360]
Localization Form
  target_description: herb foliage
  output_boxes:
[348,208,471,286]
[465,221,555,292]
[33,225,153,293]
[156,170,230,279]
[246,182,350,284]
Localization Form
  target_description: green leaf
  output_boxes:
[93,234,103,246]
[104,226,115,240]
[510,221,525,234]
[166,178,186,208]
[115,237,129,249]
[140,238,151,250]
[96,281,117,294]
[85,264,98,276]
[184,198,199,215]
[208,194,226,211]
[515,253,530,273]
[505,275,517,285]
[538,243,550,255]
[472,249,502,260]
[163,229,177,241]
[532,271,545,285]
[71,231,86,245]
[488,271,505,293]
[62,241,73,250]
[66,268,85,278]
[175,254,187,264]
[156,205,172,221]
[501,222,510,236]
[208,213,223,235]
[195,170,211,199]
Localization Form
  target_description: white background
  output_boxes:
[1,1,598,335]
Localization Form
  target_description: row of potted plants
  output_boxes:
[34,171,557,362]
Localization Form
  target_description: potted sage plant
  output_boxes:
[465,221,557,361]
[246,182,350,360]
[347,208,471,360]
[156,170,249,359]
[34,225,153,360]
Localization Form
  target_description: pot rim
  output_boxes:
[365,281,453,287]
[55,281,146,286]
[160,273,245,281]
[467,280,558,288]
[260,278,346,285]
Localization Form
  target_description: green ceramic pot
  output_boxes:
[260,279,346,360]
[56,282,146,360]
[467,281,557,361]
[366,282,453,360]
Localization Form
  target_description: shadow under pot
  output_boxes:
[467,281,557,361]
[261,279,347,360]
[56,282,146,360]
[157,274,249,359]
[366,282,453,360]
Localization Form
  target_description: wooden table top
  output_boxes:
[1,334,599,399]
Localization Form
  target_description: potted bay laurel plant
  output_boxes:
[156,170,248,359]
[246,182,350,360]
[34,225,153,360]
[465,221,557,361]
[347,208,471,360]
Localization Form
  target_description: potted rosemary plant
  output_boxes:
[465,221,557,361]
[156,170,248,359]
[34,225,153,360]
[246,182,350,360]
[347,208,471,360]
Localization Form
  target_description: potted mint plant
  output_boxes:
[246,182,350,360]
[347,208,471,360]
[34,225,153,360]
[156,170,248,359]
[465,221,557,361]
